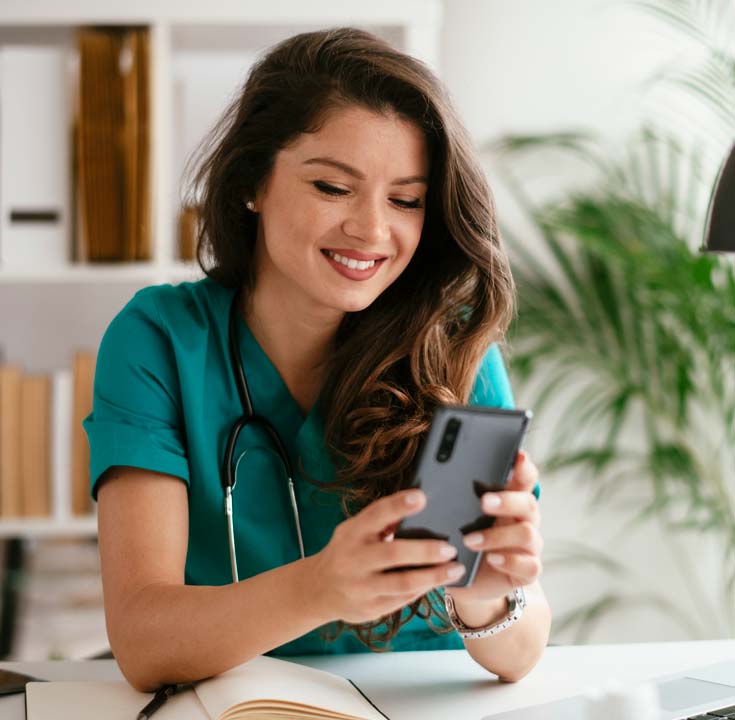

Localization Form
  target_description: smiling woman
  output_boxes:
[248,106,428,319]
[83,26,550,693]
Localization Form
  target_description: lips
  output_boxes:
[320,248,388,261]
[321,249,386,281]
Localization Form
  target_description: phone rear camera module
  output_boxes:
[436,417,461,462]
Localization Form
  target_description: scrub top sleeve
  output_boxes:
[469,342,515,409]
[469,343,540,500]
[83,288,190,500]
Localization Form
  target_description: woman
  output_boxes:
[84,26,551,693]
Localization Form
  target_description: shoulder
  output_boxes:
[84,282,229,496]
[101,277,230,350]
[469,342,515,409]
[112,276,228,331]
[96,277,232,398]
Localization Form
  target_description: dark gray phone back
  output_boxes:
[395,404,532,587]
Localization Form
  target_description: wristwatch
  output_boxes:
[444,586,526,640]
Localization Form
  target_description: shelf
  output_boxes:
[0,0,440,26]
[0,2,442,540]
[0,516,98,539]
[0,261,204,284]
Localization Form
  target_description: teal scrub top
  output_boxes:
[83,276,540,656]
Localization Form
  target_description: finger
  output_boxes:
[462,520,543,556]
[484,551,543,584]
[505,451,539,493]
[374,590,430,609]
[379,521,400,542]
[481,490,540,524]
[354,489,426,541]
[374,561,466,596]
[365,538,458,572]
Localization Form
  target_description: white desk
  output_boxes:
[3,640,735,719]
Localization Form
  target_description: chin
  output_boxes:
[337,299,375,313]
[331,291,381,314]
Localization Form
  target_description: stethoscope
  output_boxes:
[223,290,306,583]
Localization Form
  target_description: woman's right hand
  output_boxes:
[309,489,466,624]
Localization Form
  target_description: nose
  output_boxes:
[341,193,390,247]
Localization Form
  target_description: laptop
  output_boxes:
[483,660,735,719]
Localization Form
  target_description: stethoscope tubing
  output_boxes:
[224,290,306,583]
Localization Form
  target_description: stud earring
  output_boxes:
[246,200,255,211]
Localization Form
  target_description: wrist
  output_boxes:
[448,593,508,629]
[295,553,336,627]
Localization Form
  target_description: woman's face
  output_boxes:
[252,105,429,316]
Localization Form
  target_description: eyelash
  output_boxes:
[312,181,424,210]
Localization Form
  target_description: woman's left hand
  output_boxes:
[446,450,543,607]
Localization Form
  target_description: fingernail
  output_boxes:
[483,494,501,509]
[486,553,505,565]
[463,532,483,547]
[405,491,423,506]
[447,564,466,580]
[440,545,458,559]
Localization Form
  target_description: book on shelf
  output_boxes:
[51,369,73,520]
[0,45,70,269]
[0,351,95,521]
[76,26,151,263]
[26,654,388,720]
[0,365,23,517]
[71,350,95,516]
[179,204,200,261]
[0,368,51,518]
[20,374,52,517]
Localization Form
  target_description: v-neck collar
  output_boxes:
[220,284,327,460]
[210,280,334,476]
[237,313,316,423]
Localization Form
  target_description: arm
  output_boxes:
[444,450,551,681]
[454,579,551,682]
[99,468,465,692]
[97,466,331,692]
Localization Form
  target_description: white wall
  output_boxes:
[439,0,731,644]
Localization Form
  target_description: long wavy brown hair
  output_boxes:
[186,26,516,650]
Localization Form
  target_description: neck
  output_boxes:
[241,271,343,413]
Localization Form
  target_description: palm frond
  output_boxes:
[482,0,735,639]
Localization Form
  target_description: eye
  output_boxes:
[393,197,424,210]
[313,181,348,197]
[312,181,424,210]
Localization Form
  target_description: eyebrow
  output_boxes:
[302,156,428,186]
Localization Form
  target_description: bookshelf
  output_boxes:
[0,517,98,540]
[0,0,444,540]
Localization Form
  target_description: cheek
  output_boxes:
[393,218,424,270]
[262,206,320,267]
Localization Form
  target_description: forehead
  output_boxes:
[280,105,429,174]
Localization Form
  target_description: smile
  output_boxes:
[320,249,387,281]
[325,250,376,270]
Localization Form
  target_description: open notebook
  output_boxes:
[25,655,388,720]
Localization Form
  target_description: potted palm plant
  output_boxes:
[483,0,735,642]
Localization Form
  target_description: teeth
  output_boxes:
[326,250,377,271]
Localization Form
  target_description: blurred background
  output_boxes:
[0,0,732,660]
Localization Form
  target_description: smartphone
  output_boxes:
[394,404,532,587]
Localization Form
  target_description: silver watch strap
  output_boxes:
[444,587,526,640]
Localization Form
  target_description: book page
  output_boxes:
[25,680,209,720]
[193,656,385,720]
